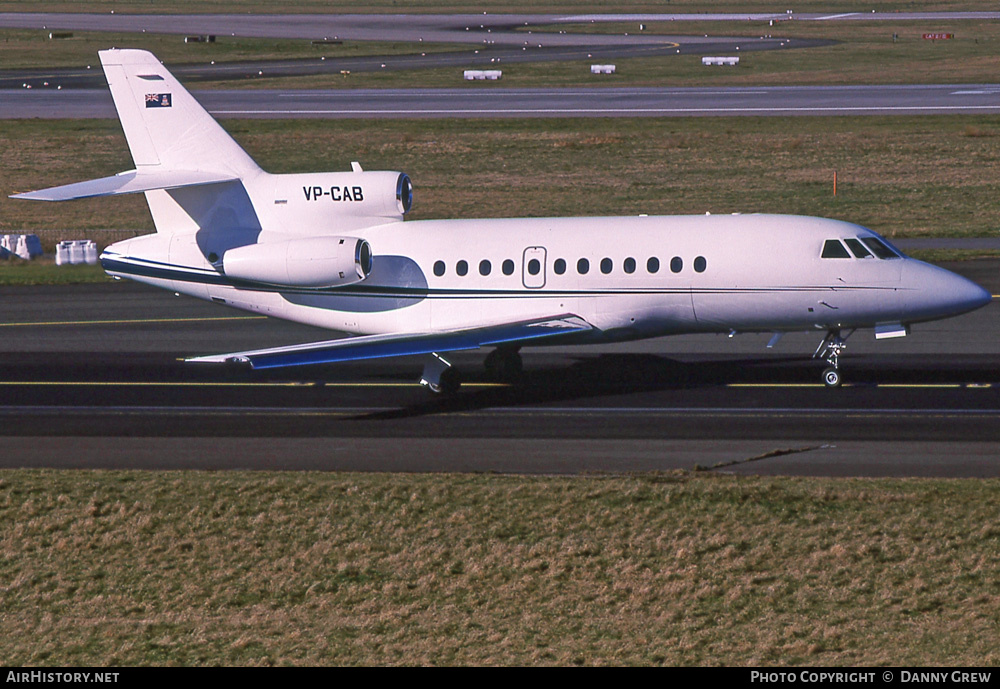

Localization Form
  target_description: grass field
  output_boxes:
[5,116,1000,240]
[5,115,1000,283]
[0,1,992,14]
[0,258,105,285]
[0,29,463,71]
[510,20,1000,89]
[1,469,998,666]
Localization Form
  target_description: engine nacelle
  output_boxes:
[273,170,412,222]
[222,236,372,288]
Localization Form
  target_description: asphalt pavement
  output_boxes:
[1,260,999,476]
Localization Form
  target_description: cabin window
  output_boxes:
[670,257,683,273]
[860,237,901,259]
[694,256,706,273]
[821,239,851,259]
[433,260,445,277]
[845,238,873,259]
[479,259,492,276]
[601,258,613,274]
[577,258,590,274]
[624,257,636,274]
[457,260,468,276]
[502,259,515,275]
[647,257,660,273]
[528,258,541,276]
[554,258,566,275]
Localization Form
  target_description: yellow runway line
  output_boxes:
[0,316,267,327]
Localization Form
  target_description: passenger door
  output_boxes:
[522,246,546,289]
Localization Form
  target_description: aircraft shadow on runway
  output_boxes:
[345,350,1000,421]
[4,351,998,422]
[353,355,751,420]
[344,353,917,420]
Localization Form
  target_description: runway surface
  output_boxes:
[2,260,999,476]
[8,84,1000,119]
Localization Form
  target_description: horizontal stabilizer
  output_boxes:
[187,314,593,370]
[10,169,238,202]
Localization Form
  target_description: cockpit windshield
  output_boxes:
[859,236,901,259]
[844,238,873,258]
[822,236,904,260]
[821,239,851,258]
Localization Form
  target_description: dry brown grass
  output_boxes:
[1,470,999,665]
[6,116,1000,251]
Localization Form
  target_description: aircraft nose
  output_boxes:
[902,261,992,320]
[955,274,992,313]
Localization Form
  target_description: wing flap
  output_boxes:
[187,314,592,370]
[10,169,239,201]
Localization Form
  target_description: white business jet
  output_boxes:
[13,49,992,391]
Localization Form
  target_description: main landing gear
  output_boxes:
[420,347,524,395]
[420,353,462,395]
[483,346,523,382]
[813,329,854,388]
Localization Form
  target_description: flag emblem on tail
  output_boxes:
[145,93,171,108]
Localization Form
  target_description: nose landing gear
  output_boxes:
[813,329,854,388]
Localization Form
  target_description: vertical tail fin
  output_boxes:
[99,49,263,235]
[13,50,264,239]
[99,49,261,178]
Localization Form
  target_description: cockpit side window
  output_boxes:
[844,238,874,258]
[859,237,901,259]
[821,239,851,259]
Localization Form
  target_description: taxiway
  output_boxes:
[7,84,1000,119]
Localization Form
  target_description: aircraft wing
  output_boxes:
[10,169,238,201]
[186,314,593,370]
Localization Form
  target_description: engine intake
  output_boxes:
[397,173,413,214]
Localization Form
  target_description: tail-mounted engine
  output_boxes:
[223,236,373,288]
[270,170,412,232]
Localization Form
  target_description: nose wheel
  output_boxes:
[813,329,853,388]
[822,367,842,388]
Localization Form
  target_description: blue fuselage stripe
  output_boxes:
[101,257,895,298]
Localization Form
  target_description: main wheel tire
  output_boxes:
[484,349,523,382]
[433,368,462,395]
[822,367,842,388]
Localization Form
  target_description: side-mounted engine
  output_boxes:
[222,235,373,288]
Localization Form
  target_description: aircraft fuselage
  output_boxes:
[101,212,988,345]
